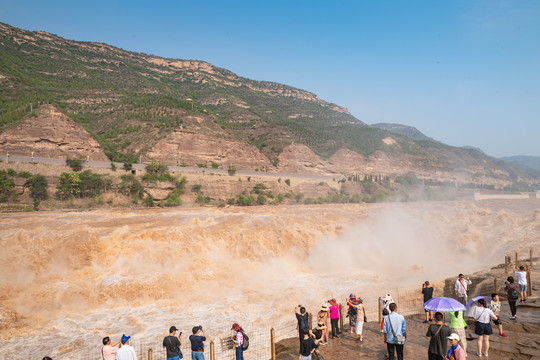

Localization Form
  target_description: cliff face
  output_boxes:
[0,105,108,161]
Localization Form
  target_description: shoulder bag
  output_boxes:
[388,314,405,345]
[168,336,183,359]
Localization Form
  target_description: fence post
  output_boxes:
[271,327,276,360]
[505,256,509,273]
[308,312,313,329]
[494,278,498,293]
[210,340,215,360]
[378,297,382,325]
[339,303,344,332]
[516,252,519,267]
[148,348,153,360]
[531,249,533,267]
[527,269,532,297]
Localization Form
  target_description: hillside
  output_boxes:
[371,123,433,141]
[501,155,540,178]
[0,22,537,186]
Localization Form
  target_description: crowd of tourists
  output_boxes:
[295,265,529,360]
[38,265,529,360]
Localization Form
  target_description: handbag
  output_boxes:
[361,305,367,322]
[387,314,405,345]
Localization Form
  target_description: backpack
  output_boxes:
[510,286,519,300]
[241,331,249,351]
[350,306,358,316]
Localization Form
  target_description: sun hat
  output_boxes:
[121,335,131,344]
[231,323,243,331]
[320,303,329,311]
[357,297,363,303]
[329,299,337,306]
[448,333,460,341]
[315,322,326,330]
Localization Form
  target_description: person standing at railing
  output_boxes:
[116,335,137,360]
[189,326,207,360]
[422,281,434,323]
[448,311,468,354]
[328,299,340,339]
[231,323,245,360]
[299,327,322,360]
[295,305,309,344]
[383,303,406,360]
[349,297,365,343]
[454,274,472,306]
[346,294,358,334]
[101,336,121,360]
[163,326,182,360]
[317,304,329,344]
[514,265,528,303]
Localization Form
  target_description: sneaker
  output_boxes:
[524,299,527,303]
[355,338,361,343]
[483,353,489,357]
[423,320,429,323]
[509,316,516,320]
[499,333,508,338]
[477,353,483,357]
[360,338,363,343]
[429,318,433,322]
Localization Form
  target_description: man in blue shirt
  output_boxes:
[189,326,207,360]
[383,303,406,360]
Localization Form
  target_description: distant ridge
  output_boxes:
[501,155,540,177]
[370,123,434,141]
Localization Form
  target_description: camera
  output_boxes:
[298,305,302,308]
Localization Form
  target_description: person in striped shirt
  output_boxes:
[231,323,244,360]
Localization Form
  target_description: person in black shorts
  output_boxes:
[422,281,434,323]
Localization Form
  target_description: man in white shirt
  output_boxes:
[116,335,137,360]
[514,265,528,302]
[454,274,472,306]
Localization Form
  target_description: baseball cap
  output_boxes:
[169,326,178,333]
[447,333,460,341]
[121,335,131,344]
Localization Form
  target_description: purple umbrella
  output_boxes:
[423,297,466,312]
[465,296,491,318]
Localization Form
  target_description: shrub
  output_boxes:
[175,176,188,194]
[143,194,154,207]
[284,179,291,186]
[110,162,117,171]
[119,174,144,200]
[57,172,81,199]
[7,169,16,177]
[165,188,181,207]
[145,160,168,175]
[196,193,211,204]
[0,170,15,196]
[211,162,219,169]
[123,162,133,171]
[18,171,32,179]
[257,194,267,205]
[28,174,48,200]
[228,164,237,176]
[78,170,112,198]
[252,183,267,194]
[66,158,83,172]
[191,184,202,193]
[236,194,254,206]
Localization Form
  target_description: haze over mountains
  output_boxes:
[0,22,537,187]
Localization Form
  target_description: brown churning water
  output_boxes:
[0,200,538,358]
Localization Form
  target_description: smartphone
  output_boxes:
[179,332,182,336]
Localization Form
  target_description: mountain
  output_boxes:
[500,155,540,178]
[371,123,433,141]
[0,22,537,186]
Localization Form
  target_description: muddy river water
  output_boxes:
[0,200,538,359]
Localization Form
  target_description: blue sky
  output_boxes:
[1,0,539,157]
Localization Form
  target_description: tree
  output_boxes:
[57,172,81,199]
[66,158,83,172]
[228,164,237,176]
[28,174,48,200]
[284,179,291,186]
[145,160,168,175]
